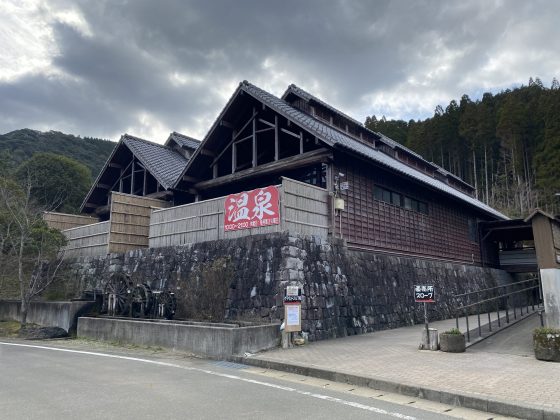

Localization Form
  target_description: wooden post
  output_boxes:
[130,160,135,194]
[274,115,279,161]
[213,163,218,179]
[142,168,147,195]
[252,114,257,167]
[232,142,236,174]
[299,131,304,154]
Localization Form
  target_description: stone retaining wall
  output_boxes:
[63,232,513,341]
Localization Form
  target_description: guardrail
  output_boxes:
[453,277,542,342]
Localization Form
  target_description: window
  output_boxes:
[391,191,402,206]
[373,185,428,215]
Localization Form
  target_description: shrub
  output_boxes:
[443,328,463,335]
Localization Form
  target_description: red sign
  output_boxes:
[224,186,280,231]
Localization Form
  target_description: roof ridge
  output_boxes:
[171,131,201,143]
[122,133,171,149]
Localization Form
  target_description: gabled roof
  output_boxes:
[178,81,506,220]
[165,131,201,151]
[284,84,471,188]
[80,134,188,212]
[122,134,188,189]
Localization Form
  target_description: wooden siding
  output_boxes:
[333,154,486,264]
[62,221,110,258]
[43,212,98,231]
[108,192,170,254]
[149,177,329,248]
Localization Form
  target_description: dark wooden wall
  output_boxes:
[333,152,489,264]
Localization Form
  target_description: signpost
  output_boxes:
[415,285,436,349]
[284,286,302,333]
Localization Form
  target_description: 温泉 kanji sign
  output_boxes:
[224,186,280,231]
[414,285,435,303]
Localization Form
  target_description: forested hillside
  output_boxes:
[365,78,560,218]
[0,129,114,179]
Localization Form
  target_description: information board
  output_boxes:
[414,285,435,303]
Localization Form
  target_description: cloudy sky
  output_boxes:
[1,0,559,143]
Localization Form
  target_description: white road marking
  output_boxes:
[1,341,416,419]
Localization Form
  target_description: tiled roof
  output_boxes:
[242,81,507,220]
[283,84,471,187]
[283,84,365,128]
[166,131,201,150]
[122,134,188,189]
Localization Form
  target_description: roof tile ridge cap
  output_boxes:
[172,131,201,142]
[126,134,176,151]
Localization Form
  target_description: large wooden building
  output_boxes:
[80,81,507,265]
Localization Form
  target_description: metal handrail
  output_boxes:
[453,277,542,342]
[453,277,538,298]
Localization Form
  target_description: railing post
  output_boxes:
[496,299,501,328]
[477,303,482,337]
[488,310,492,332]
[505,297,510,324]
[465,308,470,342]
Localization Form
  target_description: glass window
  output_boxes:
[404,197,413,210]
[374,186,384,201]
[382,189,391,203]
[418,202,428,214]
[391,192,402,206]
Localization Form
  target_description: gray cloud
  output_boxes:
[1,0,559,142]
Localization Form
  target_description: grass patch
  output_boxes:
[0,320,21,337]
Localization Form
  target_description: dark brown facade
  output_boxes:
[333,153,486,263]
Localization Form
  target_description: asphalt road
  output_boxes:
[0,341,491,420]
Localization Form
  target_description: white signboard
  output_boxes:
[284,304,302,332]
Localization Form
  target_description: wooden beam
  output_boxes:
[130,160,135,194]
[143,168,147,195]
[82,203,98,209]
[299,131,304,154]
[182,175,200,183]
[258,118,275,128]
[194,148,332,190]
[210,110,258,167]
[281,127,300,139]
[220,120,234,129]
[213,163,218,179]
[232,110,258,143]
[146,190,173,200]
[108,162,122,169]
[232,142,237,173]
[199,148,215,157]
[255,127,274,134]
[97,183,111,190]
[274,115,279,161]
[252,113,257,167]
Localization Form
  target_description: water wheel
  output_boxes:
[156,291,176,320]
[130,283,152,318]
[102,273,131,316]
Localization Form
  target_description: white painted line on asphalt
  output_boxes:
[0,341,416,419]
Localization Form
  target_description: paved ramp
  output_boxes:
[469,313,539,357]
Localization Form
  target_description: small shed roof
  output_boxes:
[165,131,201,151]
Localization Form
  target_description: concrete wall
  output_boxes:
[0,300,96,332]
[77,317,280,358]
[541,268,560,328]
[62,232,514,341]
